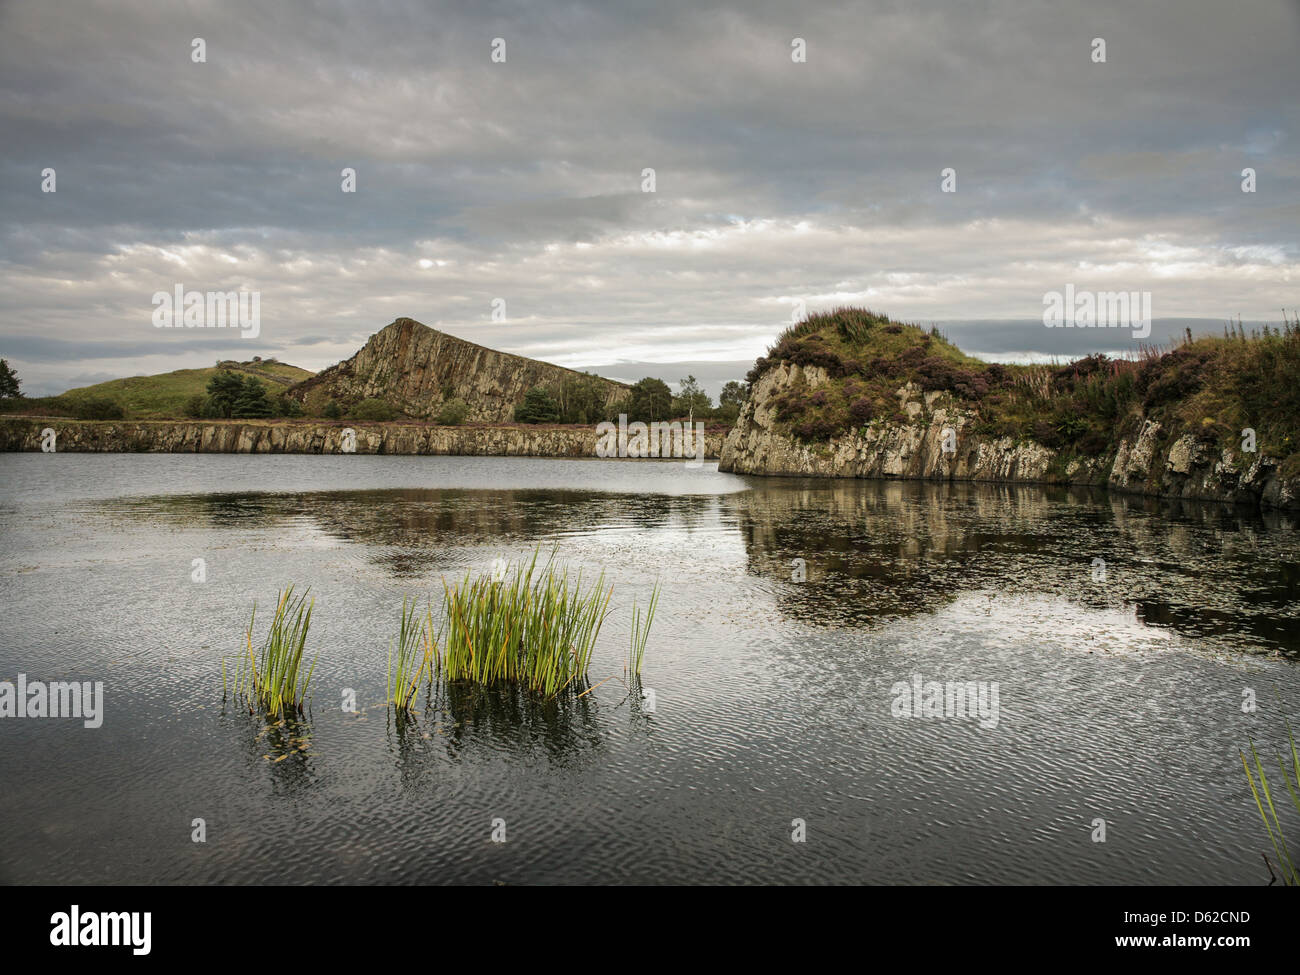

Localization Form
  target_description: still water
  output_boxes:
[1,453,1297,884]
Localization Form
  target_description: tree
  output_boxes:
[554,373,611,424]
[0,359,21,399]
[717,380,749,424]
[272,394,303,418]
[720,380,749,410]
[626,377,672,423]
[514,387,561,424]
[323,400,343,419]
[205,370,245,418]
[672,375,712,420]
[232,377,272,418]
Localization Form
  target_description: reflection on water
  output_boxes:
[0,453,1297,885]
[724,479,1299,656]
[92,477,1300,658]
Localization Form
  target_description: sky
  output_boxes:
[2,0,1297,397]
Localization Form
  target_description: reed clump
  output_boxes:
[1242,717,1300,885]
[225,556,658,710]
[225,585,316,717]
[438,551,613,697]
[628,581,660,676]
[388,596,436,709]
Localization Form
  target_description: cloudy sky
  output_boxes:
[2,0,1297,397]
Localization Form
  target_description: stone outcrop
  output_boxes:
[720,361,1300,510]
[0,417,722,459]
[286,318,628,422]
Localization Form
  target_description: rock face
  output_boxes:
[0,418,723,459]
[286,318,628,422]
[720,361,1300,510]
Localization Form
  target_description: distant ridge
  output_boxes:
[287,318,628,422]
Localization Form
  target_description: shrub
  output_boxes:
[323,400,343,419]
[273,394,303,418]
[916,356,958,392]
[349,398,397,422]
[436,398,469,425]
[1031,419,1062,448]
[950,370,989,399]
[985,363,1011,385]
[71,397,125,420]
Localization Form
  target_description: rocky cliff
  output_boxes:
[0,417,723,458]
[720,361,1300,510]
[287,318,628,422]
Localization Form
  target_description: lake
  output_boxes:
[1,453,1297,884]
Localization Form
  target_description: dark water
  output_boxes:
[0,453,1297,885]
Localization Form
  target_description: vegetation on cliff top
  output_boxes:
[746,306,1300,476]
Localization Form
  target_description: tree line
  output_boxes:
[514,372,749,425]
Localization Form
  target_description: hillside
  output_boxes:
[2,359,313,420]
[287,317,629,423]
[722,307,1300,508]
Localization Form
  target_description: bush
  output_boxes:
[71,397,125,420]
[323,400,343,419]
[183,394,206,418]
[950,370,989,399]
[437,398,469,425]
[915,356,957,391]
[273,394,303,418]
[349,398,397,422]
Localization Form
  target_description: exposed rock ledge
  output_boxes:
[0,417,723,459]
[719,362,1300,511]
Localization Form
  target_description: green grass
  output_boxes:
[224,585,316,717]
[439,550,613,697]
[224,558,659,711]
[2,359,312,419]
[388,596,436,709]
[1242,717,1300,885]
[629,581,659,675]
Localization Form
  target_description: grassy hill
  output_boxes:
[746,307,1300,477]
[1,359,313,419]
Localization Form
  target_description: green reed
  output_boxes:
[628,581,659,676]
[388,595,436,709]
[439,550,613,697]
[226,585,316,717]
[1242,717,1300,885]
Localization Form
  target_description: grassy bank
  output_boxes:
[0,358,311,420]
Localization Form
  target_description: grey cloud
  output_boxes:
[1,0,1296,393]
